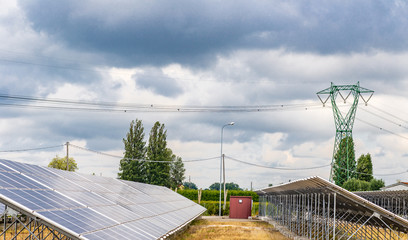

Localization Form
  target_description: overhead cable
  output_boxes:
[0,93,322,113]
[368,104,408,125]
[335,165,408,177]
[0,144,64,152]
[225,155,331,170]
[355,117,408,141]
[336,107,408,141]
[69,143,218,163]
[359,107,408,130]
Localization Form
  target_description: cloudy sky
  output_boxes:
[1,0,408,190]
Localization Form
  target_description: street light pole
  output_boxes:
[219,122,234,216]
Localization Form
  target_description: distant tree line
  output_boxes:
[118,119,185,188]
[208,182,242,191]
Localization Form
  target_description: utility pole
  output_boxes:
[223,154,227,210]
[66,142,69,171]
[317,82,373,183]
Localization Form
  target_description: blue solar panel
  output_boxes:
[0,159,206,239]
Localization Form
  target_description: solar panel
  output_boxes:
[256,176,408,237]
[0,159,205,239]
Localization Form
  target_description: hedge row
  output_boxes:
[177,189,259,202]
[196,200,259,216]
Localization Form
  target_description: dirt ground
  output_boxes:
[173,216,290,240]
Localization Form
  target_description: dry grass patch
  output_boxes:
[174,219,289,240]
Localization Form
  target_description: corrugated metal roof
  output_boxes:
[255,176,408,232]
[0,159,205,239]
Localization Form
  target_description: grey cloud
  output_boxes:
[133,69,183,97]
[18,0,408,67]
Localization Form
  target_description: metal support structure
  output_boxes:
[66,141,69,171]
[356,191,408,220]
[1,205,72,240]
[258,192,407,239]
[219,122,234,216]
[317,82,374,183]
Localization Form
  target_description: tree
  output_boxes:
[342,178,370,192]
[48,155,78,171]
[118,119,147,182]
[225,182,242,190]
[369,178,385,191]
[169,149,186,188]
[209,182,221,190]
[356,153,373,182]
[209,182,241,190]
[342,178,385,191]
[183,182,198,190]
[333,137,356,186]
[146,121,171,187]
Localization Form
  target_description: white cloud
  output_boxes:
[1,1,408,191]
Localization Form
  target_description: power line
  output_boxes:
[355,116,408,141]
[334,106,408,141]
[335,165,408,177]
[225,155,331,170]
[1,142,406,177]
[0,144,64,153]
[359,107,408,130]
[69,143,218,163]
[370,105,408,125]
[0,93,323,113]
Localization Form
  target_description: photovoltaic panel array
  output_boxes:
[0,159,205,239]
[256,176,408,232]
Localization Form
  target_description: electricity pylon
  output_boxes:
[317,82,374,183]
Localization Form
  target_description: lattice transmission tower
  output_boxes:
[317,82,374,183]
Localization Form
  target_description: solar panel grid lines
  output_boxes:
[48,173,187,239]
[0,159,206,239]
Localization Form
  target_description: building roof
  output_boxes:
[381,181,408,190]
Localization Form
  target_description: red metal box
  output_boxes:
[229,196,252,219]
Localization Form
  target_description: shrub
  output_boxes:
[177,189,259,202]
[342,178,370,191]
[369,178,385,190]
[342,178,385,192]
[196,201,259,216]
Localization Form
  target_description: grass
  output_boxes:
[173,219,290,240]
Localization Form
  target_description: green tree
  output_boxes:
[209,182,241,190]
[48,155,78,171]
[169,149,186,188]
[356,153,373,181]
[333,137,356,186]
[225,182,242,190]
[369,178,385,191]
[183,182,198,190]
[342,178,385,192]
[118,119,147,182]
[342,178,370,192]
[146,121,171,186]
[209,182,221,190]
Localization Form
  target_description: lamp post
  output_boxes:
[219,122,234,216]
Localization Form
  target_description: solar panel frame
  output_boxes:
[0,159,205,239]
[256,176,408,233]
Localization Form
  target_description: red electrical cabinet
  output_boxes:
[229,196,252,219]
